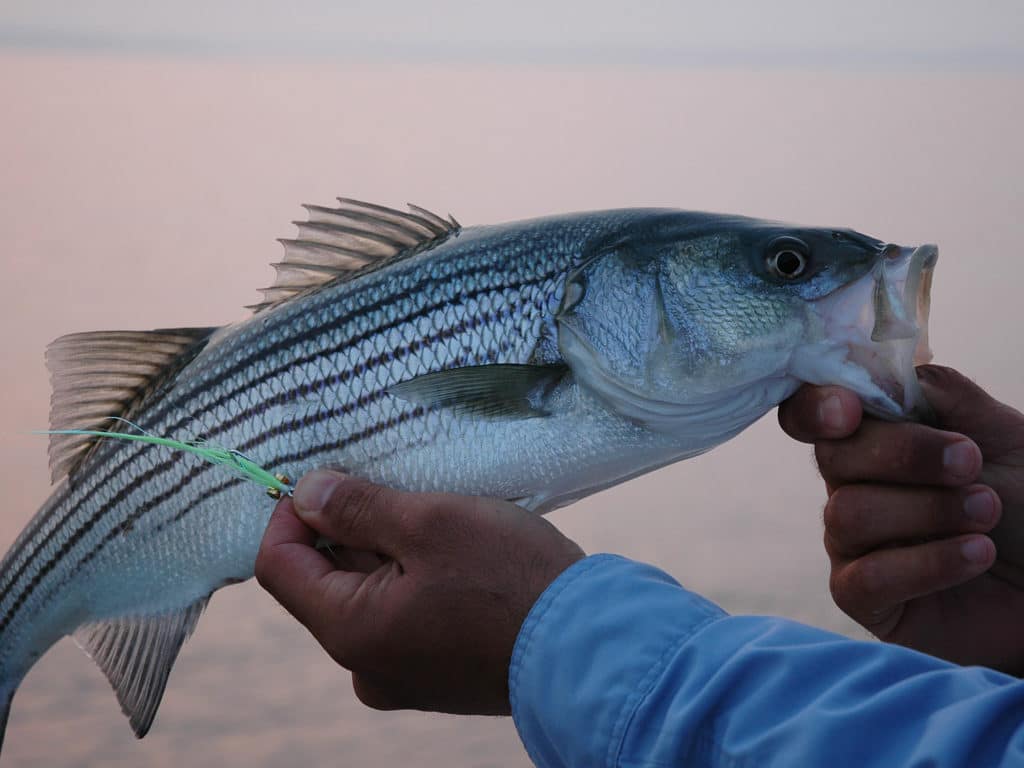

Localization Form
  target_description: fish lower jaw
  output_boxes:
[789,341,908,419]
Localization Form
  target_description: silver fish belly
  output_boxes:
[0,199,936,751]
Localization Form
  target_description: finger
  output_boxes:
[824,484,1003,559]
[830,534,996,629]
[778,385,863,442]
[815,420,982,489]
[256,498,336,593]
[292,470,422,557]
[256,498,359,629]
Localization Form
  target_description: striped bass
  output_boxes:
[0,199,936,751]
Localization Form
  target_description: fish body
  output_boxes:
[0,201,936,749]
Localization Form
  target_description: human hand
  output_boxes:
[255,470,585,714]
[778,365,1024,674]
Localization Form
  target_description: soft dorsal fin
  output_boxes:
[46,327,216,482]
[73,597,209,738]
[250,197,461,313]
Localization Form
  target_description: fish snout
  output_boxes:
[799,242,938,421]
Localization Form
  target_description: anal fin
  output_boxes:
[73,597,209,738]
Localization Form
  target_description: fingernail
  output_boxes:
[943,440,979,482]
[961,536,993,565]
[293,470,342,517]
[963,489,996,527]
[818,394,846,432]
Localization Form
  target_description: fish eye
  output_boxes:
[766,239,809,280]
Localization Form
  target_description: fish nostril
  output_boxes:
[881,244,902,260]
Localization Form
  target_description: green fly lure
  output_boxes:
[37,420,294,498]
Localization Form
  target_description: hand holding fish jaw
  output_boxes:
[779,365,1024,674]
[255,470,585,715]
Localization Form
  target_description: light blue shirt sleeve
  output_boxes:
[509,554,1024,768]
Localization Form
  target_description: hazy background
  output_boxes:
[1,2,1022,765]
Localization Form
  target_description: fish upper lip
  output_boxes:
[870,244,936,344]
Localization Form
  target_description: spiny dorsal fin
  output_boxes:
[250,197,461,313]
[73,597,209,738]
[46,327,216,482]
[388,364,567,418]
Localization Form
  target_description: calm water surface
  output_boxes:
[0,53,1021,766]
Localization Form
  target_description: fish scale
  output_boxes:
[0,200,937,754]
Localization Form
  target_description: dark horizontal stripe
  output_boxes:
[0,451,207,633]
[275,405,427,466]
[49,344,503,615]
[196,301,519,448]
[38,420,437,623]
[145,258,519,436]
[0,281,552,634]
[230,338,510,457]
[28,476,244,632]
[0,484,70,588]
[42,265,550,577]
[72,281,529,539]
[0,269,550,607]
[31,402,431,630]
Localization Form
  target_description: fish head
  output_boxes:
[555,212,936,444]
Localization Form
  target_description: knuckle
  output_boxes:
[422,493,470,532]
[832,559,885,615]
[778,388,814,437]
[814,441,840,478]
[822,487,860,541]
[916,364,957,390]
[822,487,877,558]
[930,489,964,532]
[929,540,964,579]
[868,427,915,475]
[253,553,272,590]
[813,440,832,467]
[395,497,435,539]
[352,675,401,711]
[828,568,855,612]
[893,425,948,479]
[327,638,361,672]
[398,492,472,547]
[339,479,391,516]
[331,480,392,533]
[253,540,280,592]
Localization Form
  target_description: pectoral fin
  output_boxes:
[73,597,209,738]
[388,364,567,418]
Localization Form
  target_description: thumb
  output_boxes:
[916,365,1022,453]
[291,470,411,558]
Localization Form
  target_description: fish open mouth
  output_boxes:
[800,243,938,421]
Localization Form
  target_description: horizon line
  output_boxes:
[2,25,1022,74]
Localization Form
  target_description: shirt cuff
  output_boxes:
[508,554,726,768]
